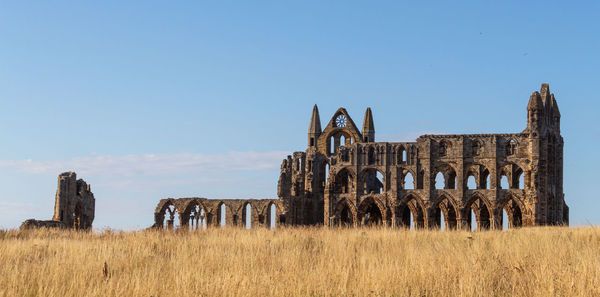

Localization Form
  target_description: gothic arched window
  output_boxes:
[507,139,517,156]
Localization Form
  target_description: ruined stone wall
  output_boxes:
[21,172,95,230]
[278,83,568,230]
[153,197,283,229]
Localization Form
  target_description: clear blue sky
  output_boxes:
[0,1,598,230]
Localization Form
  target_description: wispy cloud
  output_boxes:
[0,151,290,178]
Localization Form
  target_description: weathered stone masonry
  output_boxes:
[153,198,283,229]
[21,172,95,230]
[154,83,567,230]
[278,83,568,230]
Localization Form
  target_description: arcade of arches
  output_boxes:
[276,83,568,230]
[153,83,568,231]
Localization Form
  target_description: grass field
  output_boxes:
[0,226,598,297]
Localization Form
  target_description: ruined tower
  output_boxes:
[52,172,96,229]
[21,172,95,230]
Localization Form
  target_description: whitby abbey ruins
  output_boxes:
[20,83,567,231]
[153,83,568,231]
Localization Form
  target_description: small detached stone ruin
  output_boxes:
[20,172,95,230]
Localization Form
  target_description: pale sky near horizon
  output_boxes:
[0,1,598,229]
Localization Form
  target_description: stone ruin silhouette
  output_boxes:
[153,83,568,230]
[21,172,95,230]
[19,83,568,231]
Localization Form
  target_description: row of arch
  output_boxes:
[331,163,526,193]
[154,199,283,230]
[435,137,521,157]
[331,193,525,231]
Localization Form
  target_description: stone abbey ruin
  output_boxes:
[154,83,567,230]
[21,172,95,230]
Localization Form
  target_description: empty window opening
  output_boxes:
[482,171,491,189]
[399,206,415,230]
[517,172,524,189]
[470,209,477,231]
[435,172,445,189]
[502,209,509,230]
[440,212,446,231]
[244,204,252,229]
[189,205,205,231]
[507,139,517,156]
[324,163,330,187]
[163,205,180,230]
[404,172,415,190]
[467,175,477,190]
[269,204,276,229]
[340,135,346,147]
[200,209,206,230]
[397,148,405,164]
[329,136,335,155]
[172,209,180,229]
[433,200,457,231]
[447,172,456,189]
[399,198,425,229]
[220,204,226,227]
[502,200,523,229]
[500,175,510,189]
[376,172,384,193]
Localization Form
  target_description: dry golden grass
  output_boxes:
[0,226,599,297]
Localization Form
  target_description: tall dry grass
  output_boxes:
[0,226,599,297]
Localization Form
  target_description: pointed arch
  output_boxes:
[499,167,510,189]
[400,169,416,190]
[434,163,456,189]
[430,194,459,230]
[396,145,406,164]
[333,198,357,227]
[464,194,493,231]
[481,168,491,189]
[240,201,254,229]
[397,194,427,229]
[183,199,209,230]
[506,138,518,156]
[357,196,385,226]
[265,201,279,229]
[154,199,178,230]
[464,166,478,190]
[513,166,524,189]
[500,195,524,229]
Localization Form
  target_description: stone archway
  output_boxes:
[357,197,384,226]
